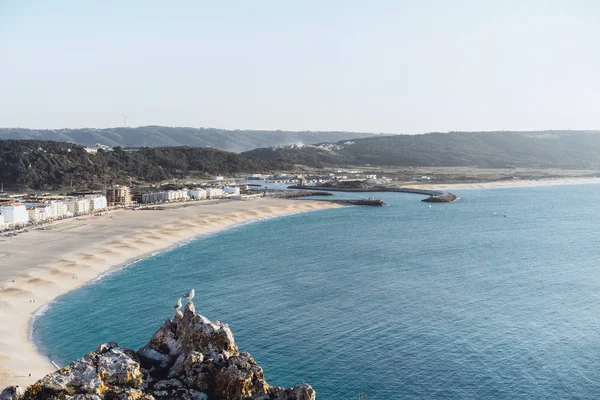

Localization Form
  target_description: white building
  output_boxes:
[67,198,91,215]
[89,196,108,212]
[212,176,224,181]
[223,186,241,196]
[49,200,71,219]
[206,188,225,198]
[142,190,189,204]
[0,203,29,227]
[0,214,5,229]
[411,176,431,182]
[84,143,113,153]
[188,189,207,200]
[27,206,48,223]
[167,190,189,202]
[23,202,53,222]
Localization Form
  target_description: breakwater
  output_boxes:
[305,198,386,206]
[269,190,334,199]
[287,185,457,202]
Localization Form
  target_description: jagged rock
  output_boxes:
[0,385,25,400]
[22,342,145,400]
[266,383,317,400]
[214,353,269,398]
[5,302,315,399]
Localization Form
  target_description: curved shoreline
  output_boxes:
[0,198,341,390]
[28,210,312,368]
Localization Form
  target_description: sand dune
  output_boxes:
[0,198,340,389]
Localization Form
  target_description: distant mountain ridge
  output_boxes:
[0,126,378,152]
[243,130,600,169]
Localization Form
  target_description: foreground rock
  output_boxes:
[1,303,315,400]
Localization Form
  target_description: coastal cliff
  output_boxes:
[0,303,315,400]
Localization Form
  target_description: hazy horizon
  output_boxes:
[2,125,600,135]
[1,1,599,132]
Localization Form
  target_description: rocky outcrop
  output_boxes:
[1,303,315,400]
[421,192,458,203]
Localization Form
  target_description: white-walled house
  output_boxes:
[0,203,29,227]
[23,203,53,223]
[223,186,241,196]
[67,198,91,215]
[188,189,207,200]
[206,188,225,198]
[49,200,71,219]
[167,190,189,202]
[89,196,108,212]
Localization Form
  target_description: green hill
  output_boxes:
[0,140,291,190]
[243,131,600,169]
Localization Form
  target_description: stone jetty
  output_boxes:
[288,184,457,203]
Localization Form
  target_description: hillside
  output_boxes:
[0,140,291,190]
[243,131,600,169]
[0,126,377,152]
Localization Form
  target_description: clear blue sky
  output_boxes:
[0,0,598,133]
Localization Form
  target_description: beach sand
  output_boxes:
[408,176,600,190]
[0,198,340,390]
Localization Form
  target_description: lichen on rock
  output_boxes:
[1,302,316,400]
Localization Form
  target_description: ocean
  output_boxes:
[34,185,600,399]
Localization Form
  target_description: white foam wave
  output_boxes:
[29,300,60,368]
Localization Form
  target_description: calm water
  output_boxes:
[35,185,600,399]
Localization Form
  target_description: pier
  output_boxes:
[305,198,387,206]
[287,185,457,202]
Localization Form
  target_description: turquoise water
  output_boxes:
[35,185,600,399]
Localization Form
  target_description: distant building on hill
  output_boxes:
[105,185,132,206]
[84,143,113,153]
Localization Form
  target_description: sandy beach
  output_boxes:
[0,198,340,390]
[409,176,600,190]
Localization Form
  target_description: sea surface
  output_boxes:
[34,185,600,399]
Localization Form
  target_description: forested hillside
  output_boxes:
[0,127,376,152]
[244,131,600,169]
[0,140,291,190]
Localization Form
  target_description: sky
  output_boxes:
[0,0,599,133]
